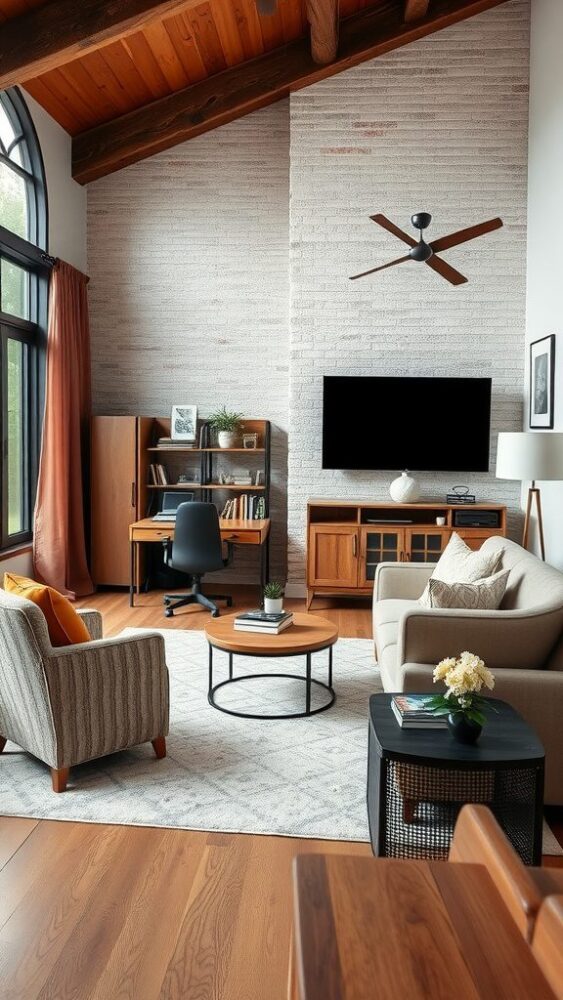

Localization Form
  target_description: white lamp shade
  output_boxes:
[496,432,563,481]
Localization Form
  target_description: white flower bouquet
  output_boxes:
[426,651,496,729]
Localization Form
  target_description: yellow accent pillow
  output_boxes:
[3,572,91,647]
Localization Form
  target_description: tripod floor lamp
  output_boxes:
[496,432,563,561]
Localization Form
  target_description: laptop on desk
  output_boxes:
[152,491,194,521]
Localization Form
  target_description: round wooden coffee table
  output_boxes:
[204,612,338,719]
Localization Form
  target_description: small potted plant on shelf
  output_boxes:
[264,581,284,614]
[208,407,243,449]
[426,651,497,744]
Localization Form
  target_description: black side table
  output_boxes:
[367,694,545,865]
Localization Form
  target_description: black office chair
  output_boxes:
[162,502,233,618]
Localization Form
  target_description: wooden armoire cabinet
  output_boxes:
[90,416,152,586]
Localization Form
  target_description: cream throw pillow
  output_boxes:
[426,569,510,610]
[419,532,503,608]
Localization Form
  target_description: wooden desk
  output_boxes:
[290,854,557,1000]
[129,517,270,607]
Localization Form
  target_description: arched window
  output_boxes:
[0,88,49,549]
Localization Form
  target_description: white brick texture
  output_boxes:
[287,0,530,586]
[87,104,290,583]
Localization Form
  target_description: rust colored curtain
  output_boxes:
[33,260,94,598]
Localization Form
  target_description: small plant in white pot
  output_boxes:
[208,407,243,448]
[264,581,284,614]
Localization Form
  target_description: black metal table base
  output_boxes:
[207,645,335,720]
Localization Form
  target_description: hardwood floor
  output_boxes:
[77,584,374,640]
[0,586,560,997]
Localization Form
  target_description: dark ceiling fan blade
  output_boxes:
[350,255,411,280]
[429,217,503,255]
[370,214,417,248]
[425,255,468,286]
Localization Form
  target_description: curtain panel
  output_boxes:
[33,260,93,598]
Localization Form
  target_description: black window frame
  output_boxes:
[0,87,49,552]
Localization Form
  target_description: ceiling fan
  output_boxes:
[349,213,503,285]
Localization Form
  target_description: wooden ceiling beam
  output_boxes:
[0,0,204,90]
[73,0,509,185]
[306,0,339,65]
[404,0,432,20]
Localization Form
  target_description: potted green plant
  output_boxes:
[426,651,497,744]
[208,406,243,448]
[264,580,284,614]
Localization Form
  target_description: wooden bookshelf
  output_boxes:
[146,417,271,520]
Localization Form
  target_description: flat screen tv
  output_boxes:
[322,376,492,472]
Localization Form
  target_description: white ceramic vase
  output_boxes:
[264,597,283,614]
[389,470,420,503]
[218,430,237,448]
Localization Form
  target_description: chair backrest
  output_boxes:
[449,804,543,941]
[0,588,57,760]
[171,502,225,575]
[532,895,563,997]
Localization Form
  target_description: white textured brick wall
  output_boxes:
[87,104,290,583]
[287,0,530,588]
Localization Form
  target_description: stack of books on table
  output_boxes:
[234,610,294,634]
[391,695,447,729]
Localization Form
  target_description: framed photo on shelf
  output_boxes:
[171,404,198,441]
[529,335,555,429]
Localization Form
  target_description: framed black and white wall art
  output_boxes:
[529,335,555,429]
[171,405,198,441]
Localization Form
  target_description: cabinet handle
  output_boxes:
[352,534,357,558]
[131,482,136,508]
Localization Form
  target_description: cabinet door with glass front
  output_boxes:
[359,527,405,586]
[405,528,450,563]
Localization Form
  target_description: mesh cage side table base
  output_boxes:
[366,695,545,865]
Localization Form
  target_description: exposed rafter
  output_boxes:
[404,0,431,20]
[0,0,203,90]
[73,0,509,185]
[306,0,340,65]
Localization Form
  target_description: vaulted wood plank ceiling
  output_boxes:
[0,0,509,182]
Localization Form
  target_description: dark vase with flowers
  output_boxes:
[446,713,482,745]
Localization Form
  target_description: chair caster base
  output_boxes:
[212,609,220,618]
[165,609,174,618]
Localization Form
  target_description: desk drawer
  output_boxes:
[131,529,173,542]
[222,530,261,545]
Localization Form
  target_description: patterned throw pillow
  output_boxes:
[419,532,503,608]
[426,569,510,610]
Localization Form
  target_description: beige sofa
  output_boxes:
[373,536,563,804]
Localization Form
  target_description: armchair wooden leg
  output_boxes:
[51,767,69,793]
[152,737,166,759]
[0,737,6,753]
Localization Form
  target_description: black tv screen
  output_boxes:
[322,376,492,472]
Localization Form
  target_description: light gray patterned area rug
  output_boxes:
[0,631,379,840]
[0,628,561,854]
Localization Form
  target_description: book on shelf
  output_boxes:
[149,463,168,485]
[234,610,294,634]
[391,695,447,729]
[156,437,197,449]
[219,495,266,521]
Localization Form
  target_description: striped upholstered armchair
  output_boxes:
[0,589,169,791]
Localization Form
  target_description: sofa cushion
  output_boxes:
[426,569,510,610]
[419,532,502,608]
[374,599,416,690]
[3,573,90,647]
[480,536,563,612]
